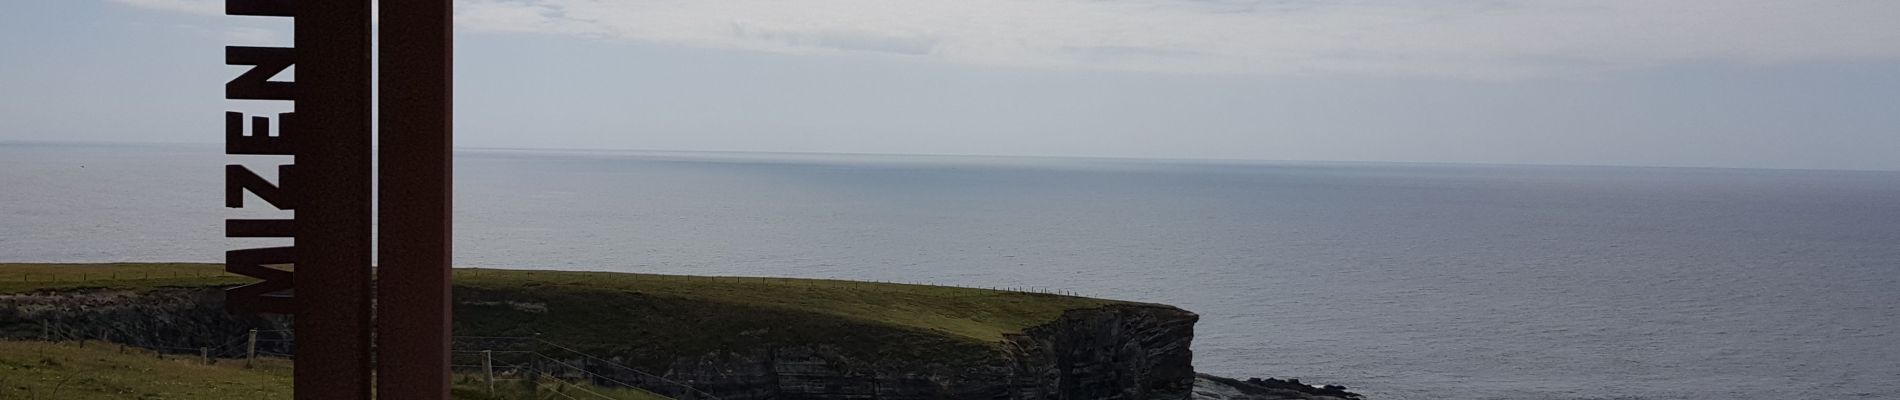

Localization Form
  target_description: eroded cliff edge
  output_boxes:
[594,303,1200,400]
[0,264,1356,400]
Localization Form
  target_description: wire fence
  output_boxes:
[35,323,270,364]
[6,270,236,284]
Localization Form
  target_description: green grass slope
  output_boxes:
[0,263,1152,370]
[453,268,1119,343]
[0,263,249,294]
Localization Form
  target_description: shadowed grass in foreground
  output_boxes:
[0,340,669,399]
[451,373,673,400]
[0,340,291,399]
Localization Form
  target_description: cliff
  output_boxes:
[0,286,291,354]
[550,303,1199,400]
[455,273,1200,400]
[0,263,1205,400]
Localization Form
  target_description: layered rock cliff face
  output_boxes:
[1001,305,1198,400]
[623,304,1199,400]
[0,287,1200,400]
[0,288,290,354]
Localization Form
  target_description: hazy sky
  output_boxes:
[3,0,1898,170]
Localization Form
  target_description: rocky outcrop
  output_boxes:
[1000,304,1199,400]
[534,303,1200,400]
[0,287,289,355]
[1192,374,1363,400]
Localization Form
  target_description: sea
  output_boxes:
[2,142,1896,400]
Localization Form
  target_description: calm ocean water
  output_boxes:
[3,142,1897,400]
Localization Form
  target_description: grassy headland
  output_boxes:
[0,263,1146,370]
[452,267,1120,343]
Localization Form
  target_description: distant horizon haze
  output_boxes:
[7,139,1900,174]
[5,143,1896,400]
[3,1,1898,171]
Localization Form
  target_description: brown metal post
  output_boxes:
[296,0,375,399]
[378,0,455,398]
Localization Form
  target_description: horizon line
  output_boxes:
[5,138,1897,174]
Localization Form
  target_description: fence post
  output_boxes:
[201,347,211,365]
[525,356,542,392]
[246,329,259,367]
[483,350,495,393]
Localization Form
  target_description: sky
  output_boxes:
[2,0,1897,170]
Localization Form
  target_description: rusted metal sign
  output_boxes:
[377,0,455,398]
[223,0,450,398]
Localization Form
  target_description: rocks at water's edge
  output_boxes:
[1192,374,1363,400]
